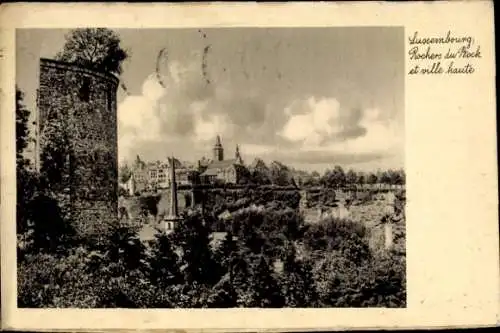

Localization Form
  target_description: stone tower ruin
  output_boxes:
[36,58,119,241]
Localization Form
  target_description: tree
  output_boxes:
[214,230,237,274]
[104,224,145,273]
[322,165,346,188]
[345,169,358,187]
[16,87,32,165]
[312,250,405,307]
[247,255,284,307]
[171,213,221,285]
[148,232,182,289]
[399,169,406,185]
[119,163,132,184]
[390,169,405,186]
[332,165,346,188]
[23,193,76,254]
[56,28,128,75]
[92,224,153,308]
[206,274,238,308]
[311,170,320,178]
[279,245,318,307]
[367,172,378,185]
[357,172,366,186]
[233,209,266,254]
[379,170,391,185]
[16,87,38,235]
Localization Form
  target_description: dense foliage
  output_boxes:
[56,28,128,75]
[18,197,406,308]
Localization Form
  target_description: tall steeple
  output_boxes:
[213,134,224,161]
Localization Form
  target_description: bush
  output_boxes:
[304,217,370,264]
[138,194,161,217]
[18,222,154,308]
[312,250,404,307]
[231,206,304,258]
[18,248,107,307]
[21,193,77,255]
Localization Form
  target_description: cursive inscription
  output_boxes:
[407,31,481,75]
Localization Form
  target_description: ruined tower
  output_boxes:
[36,58,119,240]
[213,135,224,161]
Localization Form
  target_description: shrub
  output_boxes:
[304,217,370,264]
[312,250,405,307]
[138,194,161,217]
[18,222,153,308]
[18,248,106,307]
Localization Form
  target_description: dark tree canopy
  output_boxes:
[56,28,128,75]
[119,163,132,184]
[16,87,32,164]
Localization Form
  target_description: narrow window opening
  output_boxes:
[79,77,91,102]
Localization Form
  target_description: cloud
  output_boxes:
[247,97,405,167]
[117,53,282,162]
[117,57,214,161]
[118,75,165,143]
[279,96,401,150]
[280,97,370,147]
[117,53,402,170]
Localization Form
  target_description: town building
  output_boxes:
[200,135,245,184]
[124,155,197,195]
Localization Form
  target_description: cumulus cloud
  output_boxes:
[279,96,401,153]
[118,75,165,148]
[117,56,215,161]
[117,53,279,162]
[253,97,405,167]
[280,97,368,146]
[117,52,402,169]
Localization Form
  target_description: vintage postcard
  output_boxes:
[1,2,498,331]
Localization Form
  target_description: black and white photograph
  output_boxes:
[15,27,406,308]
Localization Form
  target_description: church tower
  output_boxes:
[213,135,224,161]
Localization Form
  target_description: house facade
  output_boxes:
[125,155,196,195]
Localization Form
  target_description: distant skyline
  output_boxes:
[17,27,404,172]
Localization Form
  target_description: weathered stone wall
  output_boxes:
[37,58,119,239]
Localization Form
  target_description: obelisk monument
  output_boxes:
[163,156,182,233]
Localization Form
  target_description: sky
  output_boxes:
[16,27,404,172]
